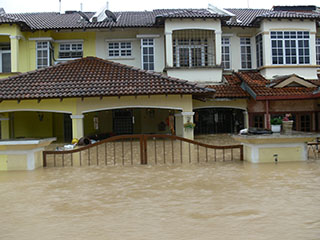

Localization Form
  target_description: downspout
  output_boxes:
[265,100,270,129]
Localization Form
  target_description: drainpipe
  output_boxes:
[265,100,270,129]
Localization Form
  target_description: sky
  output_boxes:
[0,0,319,13]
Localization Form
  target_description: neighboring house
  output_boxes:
[0,5,319,141]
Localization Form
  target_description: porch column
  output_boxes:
[70,114,84,139]
[10,35,21,72]
[175,112,195,140]
[243,111,249,129]
[165,31,173,67]
[0,113,10,139]
[215,31,222,66]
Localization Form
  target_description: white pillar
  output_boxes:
[70,114,84,139]
[262,32,271,66]
[165,31,173,67]
[243,111,249,129]
[9,35,21,72]
[215,30,222,66]
[175,112,195,140]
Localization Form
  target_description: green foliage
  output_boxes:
[270,117,282,125]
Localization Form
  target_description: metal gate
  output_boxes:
[43,134,243,167]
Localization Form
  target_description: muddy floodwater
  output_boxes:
[0,161,320,240]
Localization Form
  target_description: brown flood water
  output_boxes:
[0,161,320,240]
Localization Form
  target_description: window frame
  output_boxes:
[221,37,231,70]
[0,44,11,73]
[58,42,83,59]
[240,37,252,69]
[270,31,310,65]
[108,41,132,58]
[36,41,53,69]
[316,38,320,66]
[141,38,155,71]
[255,34,263,68]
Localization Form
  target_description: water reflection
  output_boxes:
[0,161,320,240]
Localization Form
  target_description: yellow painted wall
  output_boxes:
[53,113,65,142]
[258,147,302,162]
[0,154,8,170]
[22,31,96,72]
[13,112,53,138]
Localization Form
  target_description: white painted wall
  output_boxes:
[166,68,223,83]
[258,19,318,79]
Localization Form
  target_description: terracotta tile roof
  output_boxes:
[0,57,214,101]
[206,74,249,98]
[236,71,320,99]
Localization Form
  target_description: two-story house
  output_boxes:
[0,5,319,142]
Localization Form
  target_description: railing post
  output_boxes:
[43,151,47,167]
[143,135,148,165]
[140,135,144,165]
[240,145,244,161]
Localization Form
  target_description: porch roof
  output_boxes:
[206,74,250,99]
[236,71,320,100]
[0,57,214,101]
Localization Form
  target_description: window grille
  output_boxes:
[172,30,215,68]
[0,43,11,73]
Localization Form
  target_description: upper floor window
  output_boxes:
[0,44,11,73]
[59,43,83,59]
[256,34,263,68]
[221,37,231,70]
[172,30,215,68]
[271,31,310,65]
[316,38,320,65]
[108,42,132,57]
[36,41,53,69]
[141,38,154,71]
[240,38,252,69]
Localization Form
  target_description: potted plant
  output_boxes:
[184,121,196,130]
[270,117,282,133]
[282,114,293,134]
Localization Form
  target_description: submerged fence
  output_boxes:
[43,134,243,167]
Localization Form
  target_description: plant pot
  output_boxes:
[271,124,281,133]
[282,120,293,134]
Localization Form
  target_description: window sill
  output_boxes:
[258,65,318,70]
[164,65,222,71]
[106,57,135,60]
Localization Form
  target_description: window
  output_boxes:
[256,34,263,68]
[253,114,264,129]
[300,114,311,132]
[0,44,11,73]
[36,41,53,69]
[271,31,310,65]
[221,37,231,70]
[59,43,83,59]
[240,38,252,69]
[141,38,154,70]
[108,42,132,57]
[172,30,215,68]
[316,38,320,65]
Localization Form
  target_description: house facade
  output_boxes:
[0,5,319,142]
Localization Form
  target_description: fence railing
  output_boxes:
[43,134,243,167]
